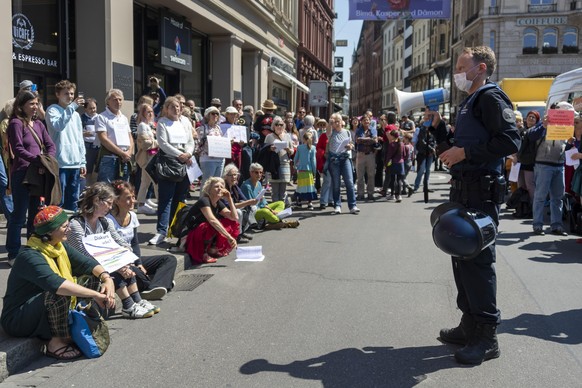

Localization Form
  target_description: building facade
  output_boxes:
[5,0,311,117]
[297,0,334,116]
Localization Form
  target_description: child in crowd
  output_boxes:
[293,132,318,209]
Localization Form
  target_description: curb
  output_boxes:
[0,245,188,382]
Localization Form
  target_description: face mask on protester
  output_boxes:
[454,64,481,92]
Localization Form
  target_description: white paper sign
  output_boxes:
[508,162,520,183]
[227,125,248,143]
[277,207,293,219]
[333,138,351,154]
[235,246,265,262]
[167,121,188,144]
[187,157,203,182]
[565,148,580,168]
[207,135,232,158]
[272,140,288,153]
[114,122,131,148]
[82,232,138,273]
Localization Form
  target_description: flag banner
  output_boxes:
[348,0,451,20]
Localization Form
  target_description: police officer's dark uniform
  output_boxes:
[439,81,520,364]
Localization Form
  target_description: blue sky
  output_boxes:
[333,1,363,89]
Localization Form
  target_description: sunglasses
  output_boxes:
[210,112,219,116]
[275,123,284,126]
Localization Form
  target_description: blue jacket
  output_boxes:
[293,144,316,172]
[46,103,86,169]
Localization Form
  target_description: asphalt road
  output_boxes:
[3,171,582,387]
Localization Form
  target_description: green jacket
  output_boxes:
[1,243,99,339]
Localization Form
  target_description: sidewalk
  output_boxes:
[0,207,189,382]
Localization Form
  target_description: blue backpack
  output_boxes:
[69,302,110,358]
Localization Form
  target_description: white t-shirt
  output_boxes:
[95,107,132,150]
[106,212,140,245]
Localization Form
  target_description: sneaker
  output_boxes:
[122,303,154,319]
[137,204,157,215]
[333,206,342,214]
[408,189,416,198]
[140,287,167,301]
[350,206,360,214]
[386,195,394,200]
[395,195,402,202]
[139,299,160,314]
[240,233,253,241]
[283,220,300,228]
[533,228,545,236]
[307,204,314,210]
[551,228,567,236]
[319,204,327,210]
[146,199,158,208]
[148,233,166,245]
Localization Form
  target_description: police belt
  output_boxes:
[450,172,505,205]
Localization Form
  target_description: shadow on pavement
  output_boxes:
[240,345,467,387]
[500,309,582,344]
[517,240,582,264]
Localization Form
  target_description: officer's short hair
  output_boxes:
[463,46,496,76]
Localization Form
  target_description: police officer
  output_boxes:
[429,46,520,365]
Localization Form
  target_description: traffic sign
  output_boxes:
[336,39,348,47]
[334,57,344,68]
[333,72,343,83]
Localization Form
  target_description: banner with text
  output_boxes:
[349,0,451,20]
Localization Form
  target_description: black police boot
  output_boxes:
[454,323,500,365]
[439,314,474,345]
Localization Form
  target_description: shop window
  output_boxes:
[563,26,579,54]
[542,27,558,54]
[522,27,538,54]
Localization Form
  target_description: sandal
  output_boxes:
[45,344,82,360]
[201,253,217,263]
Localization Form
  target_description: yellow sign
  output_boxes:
[546,125,574,140]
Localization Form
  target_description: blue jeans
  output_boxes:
[533,163,564,230]
[329,157,356,209]
[6,170,40,258]
[59,168,81,211]
[156,175,191,235]
[319,169,332,205]
[200,159,225,189]
[414,155,434,190]
[0,155,13,221]
[97,155,129,183]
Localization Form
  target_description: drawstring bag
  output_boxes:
[69,302,110,358]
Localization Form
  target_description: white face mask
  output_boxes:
[454,64,480,92]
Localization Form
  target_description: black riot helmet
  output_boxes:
[430,202,497,260]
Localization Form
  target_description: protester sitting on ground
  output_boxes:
[264,116,293,203]
[0,205,115,360]
[240,163,299,230]
[222,164,258,242]
[95,89,133,183]
[134,103,159,215]
[149,97,194,246]
[6,90,57,265]
[107,181,177,300]
[66,182,159,319]
[184,177,239,264]
[293,131,317,210]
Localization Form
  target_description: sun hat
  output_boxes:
[225,106,238,114]
[204,106,220,117]
[261,99,277,110]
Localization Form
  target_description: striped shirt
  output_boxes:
[328,129,352,155]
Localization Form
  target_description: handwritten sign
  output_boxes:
[546,109,575,141]
[207,135,232,158]
[82,232,138,273]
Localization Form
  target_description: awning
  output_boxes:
[271,66,310,94]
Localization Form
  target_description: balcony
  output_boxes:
[464,12,479,27]
[489,6,499,15]
[528,3,557,13]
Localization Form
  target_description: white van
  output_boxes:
[546,67,582,111]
